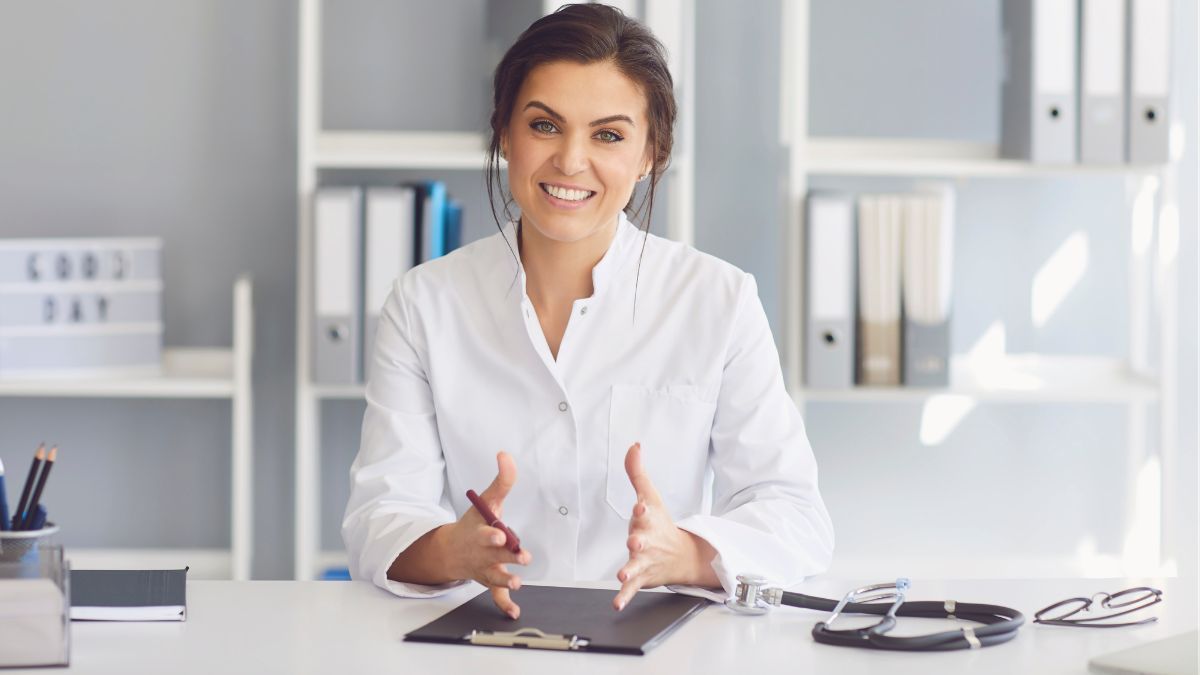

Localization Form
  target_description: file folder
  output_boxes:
[1079,0,1127,164]
[313,186,364,384]
[363,186,415,381]
[903,188,956,387]
[857,195,903,386]
[405,585,708,656]
[1127,0,1171,163]
[804,192,856,389]
[1001,0,1078,163]
[445,199,463,253]
[415,181,447,264]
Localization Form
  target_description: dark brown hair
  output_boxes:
[485,3,677,238]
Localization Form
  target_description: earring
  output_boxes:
[638,173,649,182]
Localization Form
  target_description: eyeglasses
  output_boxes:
[1034,587,1163,628]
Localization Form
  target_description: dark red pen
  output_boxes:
[466,489,521,554]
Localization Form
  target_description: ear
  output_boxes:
[639,143,655,178]
[498,130,510,159]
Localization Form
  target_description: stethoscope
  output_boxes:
[725,574,1025,651]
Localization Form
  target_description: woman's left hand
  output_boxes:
[613,442,720,611]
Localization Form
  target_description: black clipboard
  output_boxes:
[404,585,709,656]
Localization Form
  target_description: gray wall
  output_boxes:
[0,0,1193,579]
[0,1,297,578]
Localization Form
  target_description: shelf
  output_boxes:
[0,348,237,399]
[800,138,1164,178]
[67,547,234,579]
[796,355,1159,404]
[317,550,348,574]
[313,131,498,170]
[311,382,366,400]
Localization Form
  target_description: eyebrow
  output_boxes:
[523,100,635,127]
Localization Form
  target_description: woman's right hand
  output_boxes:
[440,451,532,618]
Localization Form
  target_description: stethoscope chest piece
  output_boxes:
[725,574,779,615]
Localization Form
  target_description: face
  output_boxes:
[501,59,653,245]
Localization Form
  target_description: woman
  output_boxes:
[342,4,833,619]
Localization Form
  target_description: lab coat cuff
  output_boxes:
[674,515,760,599]
[368,517,468,599]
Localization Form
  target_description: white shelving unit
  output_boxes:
[0,276,255,580]
[780,1,1180,576]
[294,0,695,580]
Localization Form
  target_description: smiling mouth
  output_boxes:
[540,183,596,202]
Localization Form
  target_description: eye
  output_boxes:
[531,120,558,134]
[595,129,624,143]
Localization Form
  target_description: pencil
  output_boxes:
[12,443,44,531]
[465,489,521,554]
[19,445,56,531]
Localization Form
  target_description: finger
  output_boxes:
[477,525,508,547]
[481,563,521,591]
[617,557,642,583]
[626,533,644,554]
[476,526,533,565]
[624,443,662,505]
[491,586,521,620]
[613,574,645,611]
[632,501,648,519]
[479,451,518,511]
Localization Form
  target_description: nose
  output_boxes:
[551,132,589,176]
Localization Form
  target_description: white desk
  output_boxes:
[19,576,1196,674]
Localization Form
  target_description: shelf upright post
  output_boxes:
[780,0,810,397]
[645,0,695,246]
[231,275,254,580]
[295,0,322,581]
[1155,160,1180,573]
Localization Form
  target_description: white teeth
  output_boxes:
[543,184,592,201]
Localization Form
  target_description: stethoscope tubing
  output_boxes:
[780,592,1025,651]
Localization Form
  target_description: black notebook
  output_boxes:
[405,585,708,656]
[69,568,188,621]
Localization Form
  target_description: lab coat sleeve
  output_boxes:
[674,273,835,599]
[341,278,469,598]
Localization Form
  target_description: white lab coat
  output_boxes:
[342,211,834,600]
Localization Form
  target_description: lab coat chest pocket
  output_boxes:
[606,384,717,519]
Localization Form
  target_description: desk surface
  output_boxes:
[20,576,1196,675]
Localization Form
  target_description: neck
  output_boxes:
[518,215,619,305]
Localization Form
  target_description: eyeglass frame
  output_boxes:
[1033,586,1163,628]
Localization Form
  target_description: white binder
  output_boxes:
[363,186,415,382]
[1079,0,1126,164]
[804,192,856,389]
[857,195,903,387]
[1127,0,1171,163]
[313,187,364,384]
[1000,0,1078,163]
[903,187,956,387]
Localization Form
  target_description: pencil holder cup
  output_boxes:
[0,523,60,564]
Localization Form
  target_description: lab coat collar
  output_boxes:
[495,210,641,306]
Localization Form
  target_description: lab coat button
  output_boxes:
[580,306,588,315]
[558,401,568,412]
[558,506,568,516]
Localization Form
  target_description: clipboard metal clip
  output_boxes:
[466,627,590,651]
